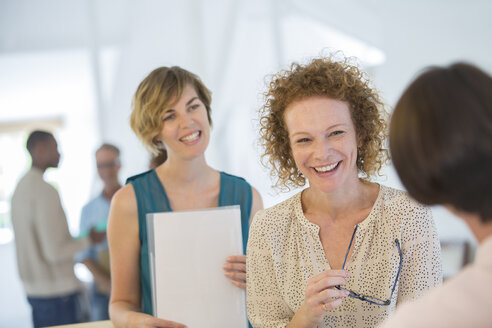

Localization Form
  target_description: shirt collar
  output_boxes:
[293,185,384,233]
[293,190,320,233]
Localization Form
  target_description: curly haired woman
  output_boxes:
[246,56,442,328]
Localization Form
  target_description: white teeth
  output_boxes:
[314,162,339,173]
[180,131,200,142]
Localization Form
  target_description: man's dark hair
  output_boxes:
[26,130,53,154]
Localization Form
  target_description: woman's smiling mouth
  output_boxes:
[313,161,341,173]
[179,131,201,143]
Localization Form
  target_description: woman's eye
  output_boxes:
[331,130,344,136]
[297,138,311,143]
[163,114,175,121]
[190,104,200,110]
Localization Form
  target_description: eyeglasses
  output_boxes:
[97,160,120,169]
[335,225,402,306]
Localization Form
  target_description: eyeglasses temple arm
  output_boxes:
[342,225,359,269]
[389,239,402,297]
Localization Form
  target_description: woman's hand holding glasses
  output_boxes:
[289,269,350,328]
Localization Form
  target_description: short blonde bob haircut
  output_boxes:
[259,56,389,190]
[130,66,212,156]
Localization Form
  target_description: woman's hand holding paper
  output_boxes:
[223,255,247,289]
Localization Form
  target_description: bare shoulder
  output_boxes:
[108,184,139,230]
[251,186,261,198]
[251,187,263,210]
[249,186,264,224]
[112,184,137,212]
[114,183,136,201]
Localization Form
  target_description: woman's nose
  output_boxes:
[178,112,193,127]
[313,139,331,161]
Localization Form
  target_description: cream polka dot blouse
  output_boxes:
[246,185,442,328]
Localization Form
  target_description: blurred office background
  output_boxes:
[1,0,490,326]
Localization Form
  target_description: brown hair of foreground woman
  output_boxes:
[379,63,492,328]
[390,62,492,222]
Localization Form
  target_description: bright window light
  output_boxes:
[282,14,386,67]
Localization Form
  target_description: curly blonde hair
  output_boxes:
[259,56,389,190]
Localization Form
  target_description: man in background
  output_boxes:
[76,143,121,321]
[11,130,105,328]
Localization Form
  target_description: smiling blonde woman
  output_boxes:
[107,66,263,328]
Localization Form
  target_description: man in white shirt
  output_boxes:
[11,130,104,328]
[381,63,492,327]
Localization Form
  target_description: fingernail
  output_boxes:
[344,271,351,277]
[224,272,232,277]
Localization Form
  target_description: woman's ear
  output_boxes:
[357,133,363,148]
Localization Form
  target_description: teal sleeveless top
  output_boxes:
[126,169,253,316]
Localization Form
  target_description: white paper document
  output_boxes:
[147,206,247,328]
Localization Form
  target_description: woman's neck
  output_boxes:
[31,161,47,173]
[302,178,378,224]
[157,154,215,191]
[448,206,492,244]
[473,225,492,244]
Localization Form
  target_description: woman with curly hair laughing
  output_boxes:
[246,56,442,328]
